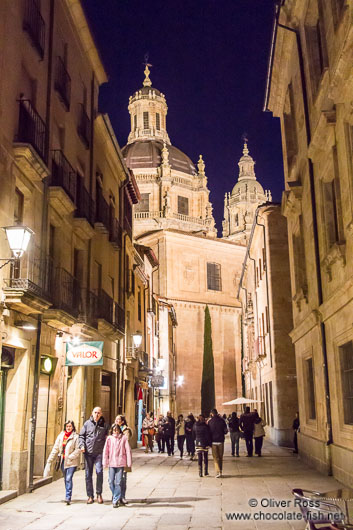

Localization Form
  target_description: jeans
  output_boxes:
[255,436,264,456]
[177,435,186,457]
[165,435,173,455]
[108,467,124,504]
[211,443,224,474]
[186,433,195,456]
[230,432,241,456]
[84,453,103,498]
[157,436,165,452]
[197,450,208,473]
[244,432,253,456]
[121,470,127,500]
[61,460,76,501]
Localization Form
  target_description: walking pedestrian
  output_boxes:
[163,411,175,456]
[292,412,300,454]
[228,412,241,457]
[44,420,80,505]
[193,414,211,477]
[142,412,155,453]
[115,415,132,505]
[156,414,165,453]
[239,406,256,457]
[79,406,108,504]
[208,408,228,478]
[103,424,132,508]
[185,413,196,460]
[176,414,186,458]
[253,413,266,456]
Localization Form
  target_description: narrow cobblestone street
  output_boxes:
[0,440,349,530]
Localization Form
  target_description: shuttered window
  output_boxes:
[178,196,189,215]
[143,112,149,129]
[305,358,316,420]
[156,113,160,130]
[136,193,149,212]
[207,262,221,291]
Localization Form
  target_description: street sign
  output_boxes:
[150,375,164,387]
[65,341,104,366]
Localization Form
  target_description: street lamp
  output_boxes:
[0,226,34,268]
[132,332,143,349]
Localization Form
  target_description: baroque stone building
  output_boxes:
[123,68,248,416]
[266,0,353,485]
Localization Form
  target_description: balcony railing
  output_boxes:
[79,289,98,328]
[23,0,45,59]
[51,150,77,203]
[75,177,95,226]
[114,302,125,333]
[96,289,114,325]
[77,104,90,149]
[134,211,163,219]
[95,190,110,231]
[109,218,122,249]
[51,268,81,317]
[16,99,47,162]
[54,56,71,111]
[3,255,52,301]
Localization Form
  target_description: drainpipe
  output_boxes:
[28,314,42,492]
[263,3,333,450]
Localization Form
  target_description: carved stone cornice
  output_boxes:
[321,242,346,281]
[308,110,336,161]
[281,182,303,218]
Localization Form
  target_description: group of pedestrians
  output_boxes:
[143,411,196,459]
[44,407,132,508]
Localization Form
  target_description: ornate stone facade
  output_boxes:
[267,0,353,486]
[222,142,272,244]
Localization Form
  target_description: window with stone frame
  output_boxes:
[305,0,328,97]
[292,215,308,296]
[143,112,149,129]
[135,193,149,213]
[14,188,24,224]
[207,262,222,291]
[322,179,340,249]
[339,340,353,425]
[305,357,316,420]
[134,114,137,131]
[156,113,160,131]
[283,83,298,171]
[331,0,345,28]
[178,195,189,216]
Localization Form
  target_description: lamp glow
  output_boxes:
[176,375,184,387]
[4,226,34,258]
[14,320,36,331]
[43,357,52,373]
[72,336,81,346]
[132,332,143,348]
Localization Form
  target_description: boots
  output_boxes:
[204,462,209,476]
[199,463,203,477]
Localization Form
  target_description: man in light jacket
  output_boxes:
[79,406,108,504]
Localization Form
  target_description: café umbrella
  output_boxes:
[222,397,262,405]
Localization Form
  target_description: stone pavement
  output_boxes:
[0,439,348,530]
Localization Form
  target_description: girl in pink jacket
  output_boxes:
[103,424,132,507]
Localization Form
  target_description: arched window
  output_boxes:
[235,214,239,225]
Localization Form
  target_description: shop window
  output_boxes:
[207,262,221,291]
[178,195,189,216]
[136,193,149,213]
[305,357,316,420]
[339,341,353,425]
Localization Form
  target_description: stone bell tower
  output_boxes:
[222,141,272,244]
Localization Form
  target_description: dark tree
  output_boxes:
[201,305,215,416]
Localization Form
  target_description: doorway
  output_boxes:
[100,372,112,426]
[0,346,15,490]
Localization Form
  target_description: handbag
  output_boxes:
[54,454,62,472]
[148,428,155,436]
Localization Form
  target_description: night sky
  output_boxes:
[83,0,284,233]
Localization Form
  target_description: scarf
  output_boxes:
[62,430,71,459]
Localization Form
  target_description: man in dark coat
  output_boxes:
[208,408,228,477]
[240,406,256,457]
[164,411,175,456]
[79,406,108,504]
[292,412,300,454]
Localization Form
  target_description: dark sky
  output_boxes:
[83,0,284,233]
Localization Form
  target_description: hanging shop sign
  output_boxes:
[65,341,104,366]
[150,375,165,388]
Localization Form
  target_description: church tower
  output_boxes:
[122,67,216,238]
[222,141,272,244]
